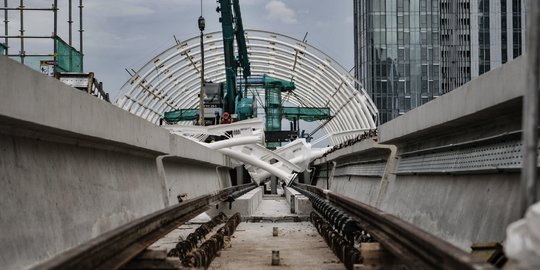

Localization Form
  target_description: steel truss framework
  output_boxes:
[115,29,378,145]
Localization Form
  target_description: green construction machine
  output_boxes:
[163,0,331,148]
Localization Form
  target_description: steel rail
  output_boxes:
[293,183,495,270]
[30,183,255,270]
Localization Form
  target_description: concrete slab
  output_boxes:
[209,222,345,270]
[294,196,313,216]
[145,212,232,256]
[207,187,264,217]
[284,187,313,215]
[252,196,293,217]
[147,224,199,254]
[284,187,299,205]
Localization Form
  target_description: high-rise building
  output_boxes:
[354,0,442,123]
[354,0,528,124]
[440,0,472,92]
[440,0,527,93]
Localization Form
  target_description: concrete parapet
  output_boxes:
[0,57,232,269]
[308,55,537,251]
[284,187,313,215]
[0,57,227,167]
[314,139,380,166]
[284,186,299,204]
[294,195,313,216]
[209,187,263,217]
[379,55,526,146]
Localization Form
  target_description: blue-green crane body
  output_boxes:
[217,0,251,115]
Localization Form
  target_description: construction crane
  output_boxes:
[216,0,251,115]
[238,74,331,148]
[162,0,331,148]
[160,0,253,126]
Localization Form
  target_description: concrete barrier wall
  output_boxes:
[284,187,312,215]
[312,55,538,250]
[378,56,527,145]
[0,57,232,269]
[163,161,231,203]
[0,133,166,269]
[378,174,521,249]
[208,187,263,217]
[284,186,298,204]
[331,176,380,205]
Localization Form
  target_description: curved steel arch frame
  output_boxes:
[114,29,379,145]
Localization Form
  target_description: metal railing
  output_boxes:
[57,72,110,102]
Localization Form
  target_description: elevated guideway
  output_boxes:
[0,49,512,270]
[0,27,534,270]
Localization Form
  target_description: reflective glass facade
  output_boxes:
[453,0,526,85]
[440,0,472,92]
[354,0,528,124]
[354,0,442,124]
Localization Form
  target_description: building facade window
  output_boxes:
[354,0,441,123]
[478,0,491,75]
[354,0,527,124]
[512,0,522,58]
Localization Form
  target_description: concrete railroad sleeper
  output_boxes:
[29,183,255,270]
[225,184,259,209]
[167,212,228,260]
[293,183,496,270]
[310,211,363,270]
[181,212,242,268]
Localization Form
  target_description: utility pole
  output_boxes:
[198,2,205,126]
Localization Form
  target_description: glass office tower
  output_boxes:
[354,0,442,123]
[440,0,472,92]
[354,0,528,124]
[440,0,527,93]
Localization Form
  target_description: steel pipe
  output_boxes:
[521,0,540,216]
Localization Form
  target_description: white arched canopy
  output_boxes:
[114,29,378,146]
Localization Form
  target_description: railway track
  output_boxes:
[29,183,256,270]
[29,182,497,270]
[293,183,496,270]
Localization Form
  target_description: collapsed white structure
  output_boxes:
[163,119,330,185]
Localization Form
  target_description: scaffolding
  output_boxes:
[55,37,82,72]
[282,107,331,122]
[0,0,84,73]
[162,109,199,124]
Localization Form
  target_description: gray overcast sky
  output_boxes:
[84,0,355,98]
[3,0,354,98]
